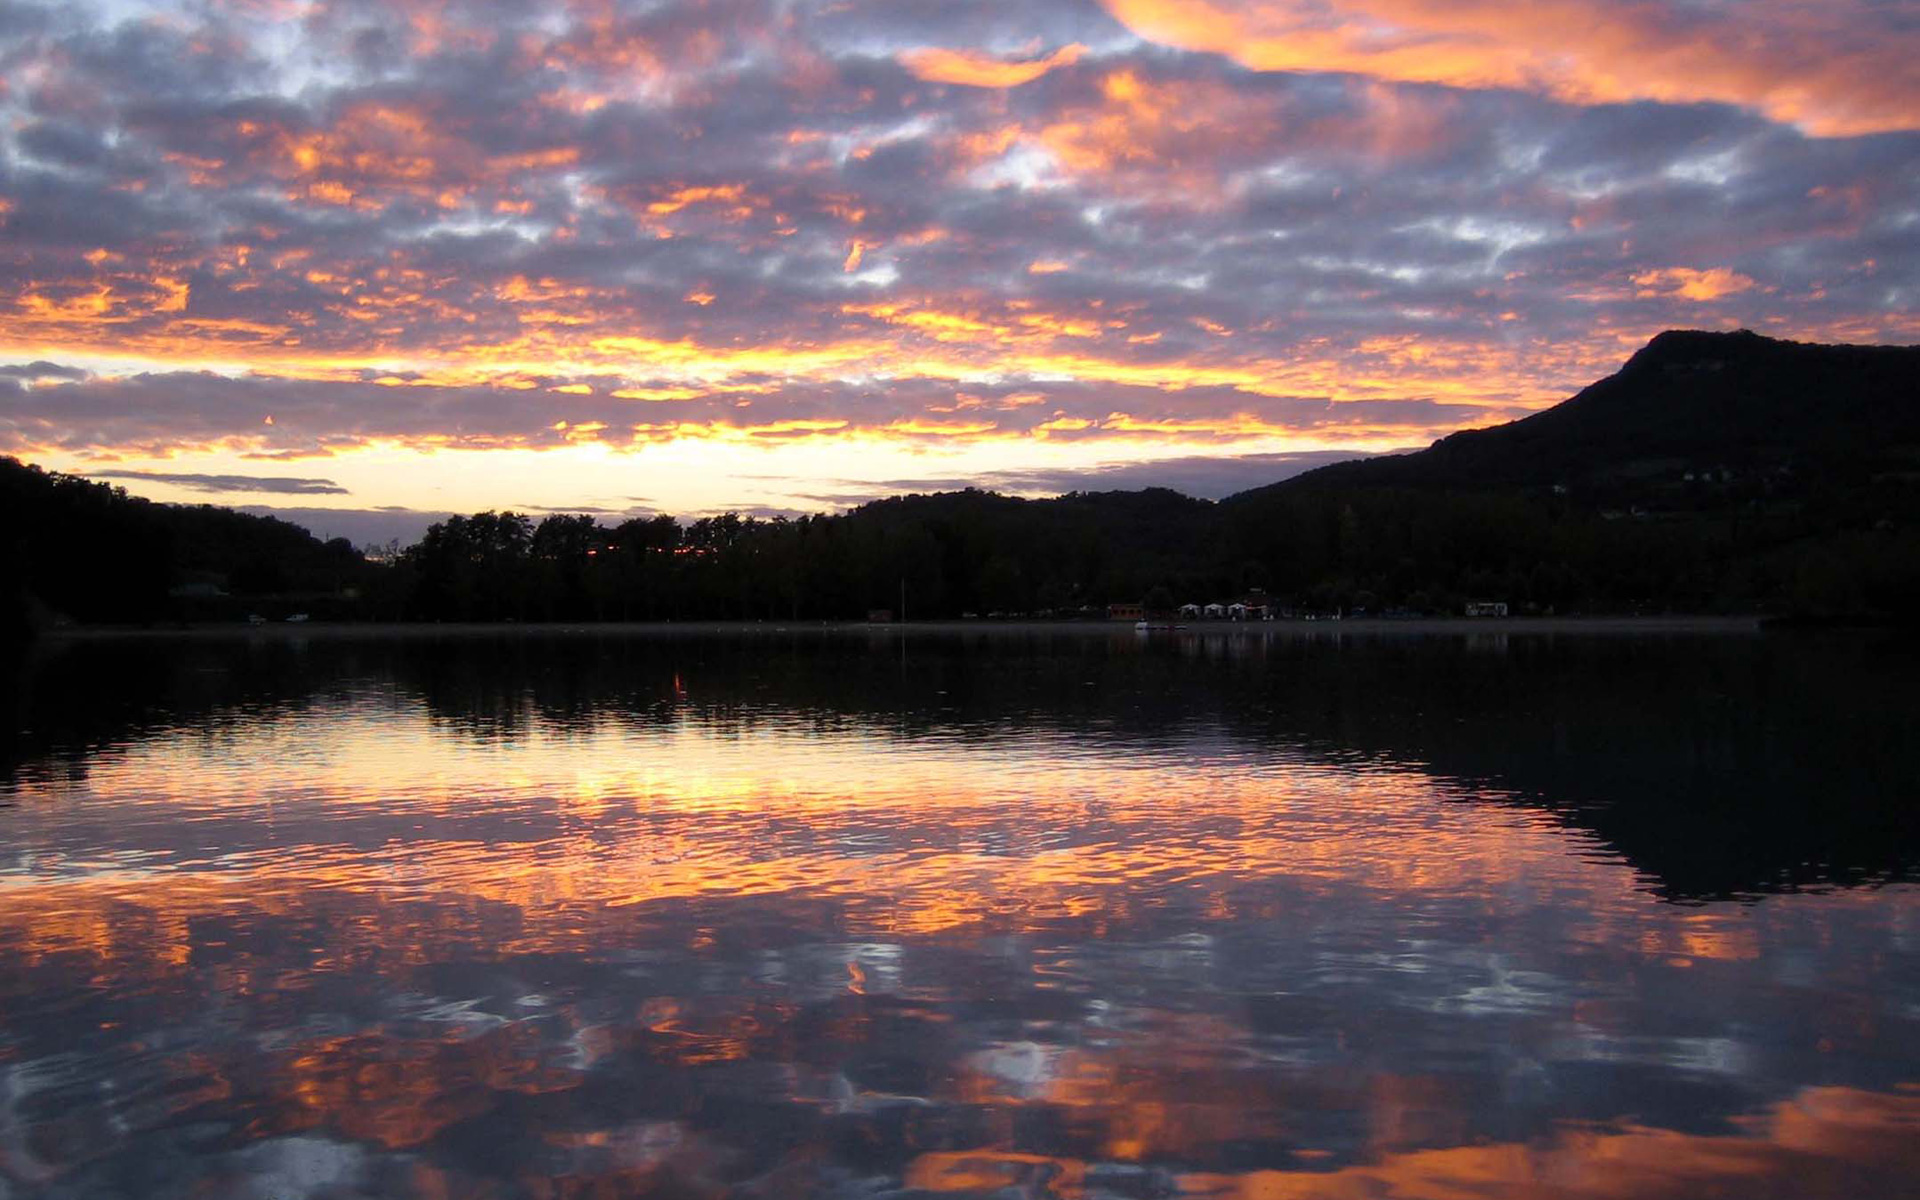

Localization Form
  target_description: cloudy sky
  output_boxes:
[1,0,1915,540]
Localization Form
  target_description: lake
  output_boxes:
[1,626,1916,1198]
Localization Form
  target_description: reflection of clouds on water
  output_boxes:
[223,1138,367,1200]
[967,1041,1068,1099]
[1430,953,1576,1016]
[0,637,1915,1195]
[1551,1033,1754,1078]
[1175,1086,1920,1200]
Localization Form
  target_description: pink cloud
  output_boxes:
[1101,0,1920,135]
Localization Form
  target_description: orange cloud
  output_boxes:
[646,184,751,216]
[1099,0,1920,135]
[900,43,1086,88]
[1632,267,1758,302]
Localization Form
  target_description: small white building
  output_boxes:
[1203,602,1226,619]
[1464,601,1509,618]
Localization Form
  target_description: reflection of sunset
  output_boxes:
[3,700,1910,963]
[2,684,1916,1195]
[1168,1086,1920,1199]
[3,707,1653,949]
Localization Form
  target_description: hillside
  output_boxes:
[1,458,370,634]
[1241,329,1920,500]
[1208,330,1920,617]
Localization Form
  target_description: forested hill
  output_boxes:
[5,329,1917,632]
[1234,329,1920,498]
[1212,330,1920,617]
[2,458,368,632]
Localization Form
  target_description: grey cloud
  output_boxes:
[807,0,1122,53]
[512,502,646,516]
[975,451,1386,499]
[848,450,1386,502]
[94,470,350,495]
[236,506,453,548]
[726,506,816,520]
[0,361,89,382]
[16,119,116,169]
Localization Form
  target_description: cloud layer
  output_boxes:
[94,470,348,495]
[0,0,1913,505]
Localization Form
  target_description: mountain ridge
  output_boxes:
[1232,329,1920,501]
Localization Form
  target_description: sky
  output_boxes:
[0,0,1915,544]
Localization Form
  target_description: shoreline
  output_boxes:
[36,615,1767,640]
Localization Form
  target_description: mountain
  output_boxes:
[1210,329,1920,617]
[1236,329,1920,500]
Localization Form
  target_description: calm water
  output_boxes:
[1,628,1916,1198]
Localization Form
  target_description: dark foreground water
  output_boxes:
[1,627,1916,1198]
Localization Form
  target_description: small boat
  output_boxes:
[285,613,310,623]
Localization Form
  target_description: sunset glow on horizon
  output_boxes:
[1,0,1915,539]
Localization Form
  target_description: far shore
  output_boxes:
[37,615,1768,641]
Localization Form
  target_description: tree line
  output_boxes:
[7,452,1917,636]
